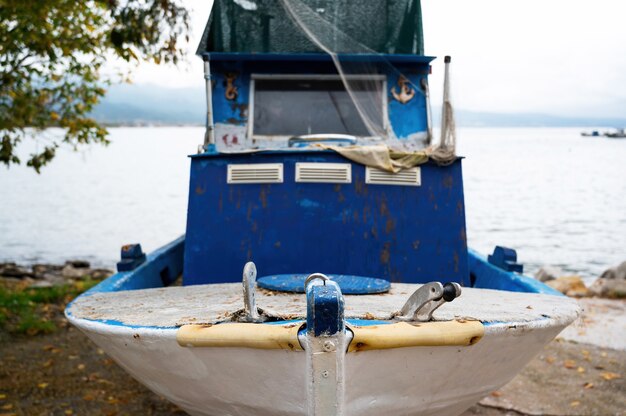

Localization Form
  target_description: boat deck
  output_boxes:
[67,283,579,328]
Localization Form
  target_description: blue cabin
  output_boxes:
[183,0,469,288]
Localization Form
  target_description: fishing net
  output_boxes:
[277,0,394,140]
[202,0,424,55]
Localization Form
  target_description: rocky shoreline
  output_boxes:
[535,261,626,299]
[0,261,113,288]
[2,259,624,296]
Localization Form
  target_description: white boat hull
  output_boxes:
[70,316,569,416]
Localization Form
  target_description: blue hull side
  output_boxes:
[468,249,562,296]
[74,236,561,298]
[83,236,185,295]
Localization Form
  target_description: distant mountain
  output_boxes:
[92,84,626,128]
[91,83,205,126]
[446,109,626,128]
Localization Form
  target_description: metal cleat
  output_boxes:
[488,246,524,273]
[116,244,146,272]
[240,262,262,322]
[397,282,462,322]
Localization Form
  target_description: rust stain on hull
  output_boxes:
[380,242,391,264]
[385,218,396,234]
[259,187,268,209]
[362,206,370,224]
[379,199,389,216]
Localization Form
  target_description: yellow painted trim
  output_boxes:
[176,323,304,351]
[347,320,484,352]
[177,320,483,352]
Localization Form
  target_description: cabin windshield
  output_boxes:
[251,76,385,138]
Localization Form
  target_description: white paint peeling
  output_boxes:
[214,123,250,151]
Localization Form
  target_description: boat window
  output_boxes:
[251,76,385,138]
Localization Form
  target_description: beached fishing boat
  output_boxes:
[66,1,579,415]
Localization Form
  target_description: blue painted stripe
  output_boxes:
[70,317,179,331]
[346,319,392,327]
[264,320,305,326]
[70,316,545,332]
[192,149,338,159]
[203,52,436,64]
[482,315,553,327]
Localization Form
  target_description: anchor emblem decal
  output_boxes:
[224,72,238,101]
[391,75,415,104]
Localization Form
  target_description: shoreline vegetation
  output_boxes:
[1,260,624,415]
[0,261,112,336]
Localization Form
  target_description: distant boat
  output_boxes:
[604,128,626,138]
[65,1,579,415]
[581,130,600,137]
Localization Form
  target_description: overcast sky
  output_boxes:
[128,0,626,118]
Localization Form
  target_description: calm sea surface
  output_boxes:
[1,127,624,281]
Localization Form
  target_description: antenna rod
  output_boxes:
[422,78,433,145]
[203,59,215,148]
[440,56,451,148]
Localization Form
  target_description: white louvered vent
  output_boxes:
[227,163,283,184]
[365,166,421,186]
[295,163,352,183]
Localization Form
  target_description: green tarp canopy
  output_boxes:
[197,0,424,56]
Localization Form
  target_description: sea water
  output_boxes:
[0,127,624,281]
